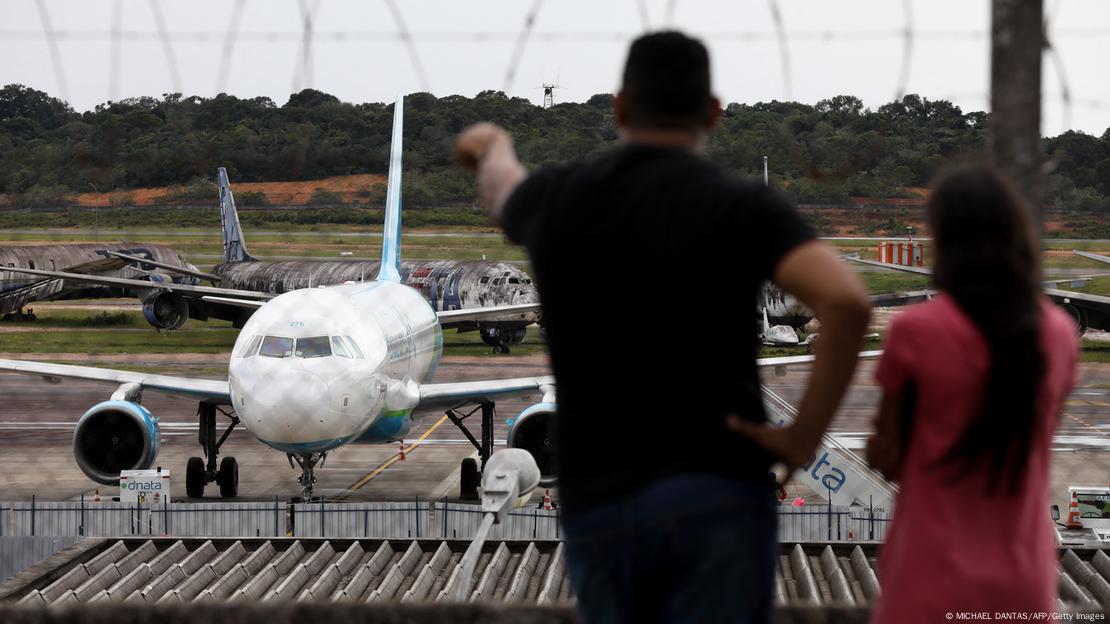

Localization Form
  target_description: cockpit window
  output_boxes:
[237,335,263,358]
[343,336,365,359]
[259,336,294,358]
[509,277,519,284]
[331,336,353,358]
[295,336,332,358]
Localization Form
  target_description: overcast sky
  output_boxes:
[2,0,1108,136]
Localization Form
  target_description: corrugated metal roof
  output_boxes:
[1,538,1108,611]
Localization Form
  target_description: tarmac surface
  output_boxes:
[0,351,1108,512]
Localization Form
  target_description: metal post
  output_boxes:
[826,484,833,541]
[415,497,421,538]
[79,494,85,537]
[442,498,448,538]
[763,156,769,186]
[30,495,35,537]
[868,495,874,541]
[163,494,170,536]
[274,496,280,537]
[319,496,325,538]
[990,0,1045,217]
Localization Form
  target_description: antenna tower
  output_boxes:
[540,75,563,109]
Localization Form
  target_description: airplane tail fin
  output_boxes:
[376,95,405,282]
[217,167,254,264]
[762,306,771,336]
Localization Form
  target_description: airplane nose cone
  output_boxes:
[260,368,331,417]
[238,368,333,445]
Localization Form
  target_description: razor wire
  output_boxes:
[6,0,1106,211]
[9,0,1107,136]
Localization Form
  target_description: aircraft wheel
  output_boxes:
[459,457,480,500]
[218,457,239,498]
[186,456,206,498]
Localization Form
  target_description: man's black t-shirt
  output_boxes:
[502,144,815,514]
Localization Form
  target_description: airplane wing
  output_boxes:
[1043,288,1110,313]
[418,376,555,407]
[435,303,542,324]
[415,351,884,407]
[0,266,272,301]
[105,250,222,282]
[755,350,883,368]
[848,256,1102,289]
[870,289,934,307]
[0,359,230,402]
[201,295,265,309]
[1074,250,1110,266]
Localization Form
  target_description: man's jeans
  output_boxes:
[562,473,777,624]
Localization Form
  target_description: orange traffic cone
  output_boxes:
[542,490,553,511]
[398,441,406,461]
[1066,490,1083,529]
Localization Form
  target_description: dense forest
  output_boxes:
[0,84,1107,211]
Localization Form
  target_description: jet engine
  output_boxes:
[73,400,160,485]
[507,402,557,486]
[142,291,189,330]
[1060,303,1089,335]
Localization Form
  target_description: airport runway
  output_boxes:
[1,353,1108,512]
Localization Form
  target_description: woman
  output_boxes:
[867,165,1079,622]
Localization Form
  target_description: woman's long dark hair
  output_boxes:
[929,165,1045,494]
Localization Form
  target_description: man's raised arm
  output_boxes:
[455,123,527,225]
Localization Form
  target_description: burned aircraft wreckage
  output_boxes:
[2,166,811,348]
[0,243,206,321]
[176,168,543,352]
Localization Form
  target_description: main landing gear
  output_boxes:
[288,452,326,500]
[445,400,496,501]
[186,402,240,499]
[480,327,527,354]
[1,308,36,322]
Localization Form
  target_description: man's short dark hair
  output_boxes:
[621,31,713,130]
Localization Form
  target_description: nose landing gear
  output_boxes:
[289,452,326,500]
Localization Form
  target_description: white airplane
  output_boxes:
[760,306,800,347]
[0,96,862,500]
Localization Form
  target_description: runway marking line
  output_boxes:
[1065,411,1102,435]
[345,415,450,493]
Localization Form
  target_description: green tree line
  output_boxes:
[1,84,1107,211]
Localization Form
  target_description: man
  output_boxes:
[456,31,870,623]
